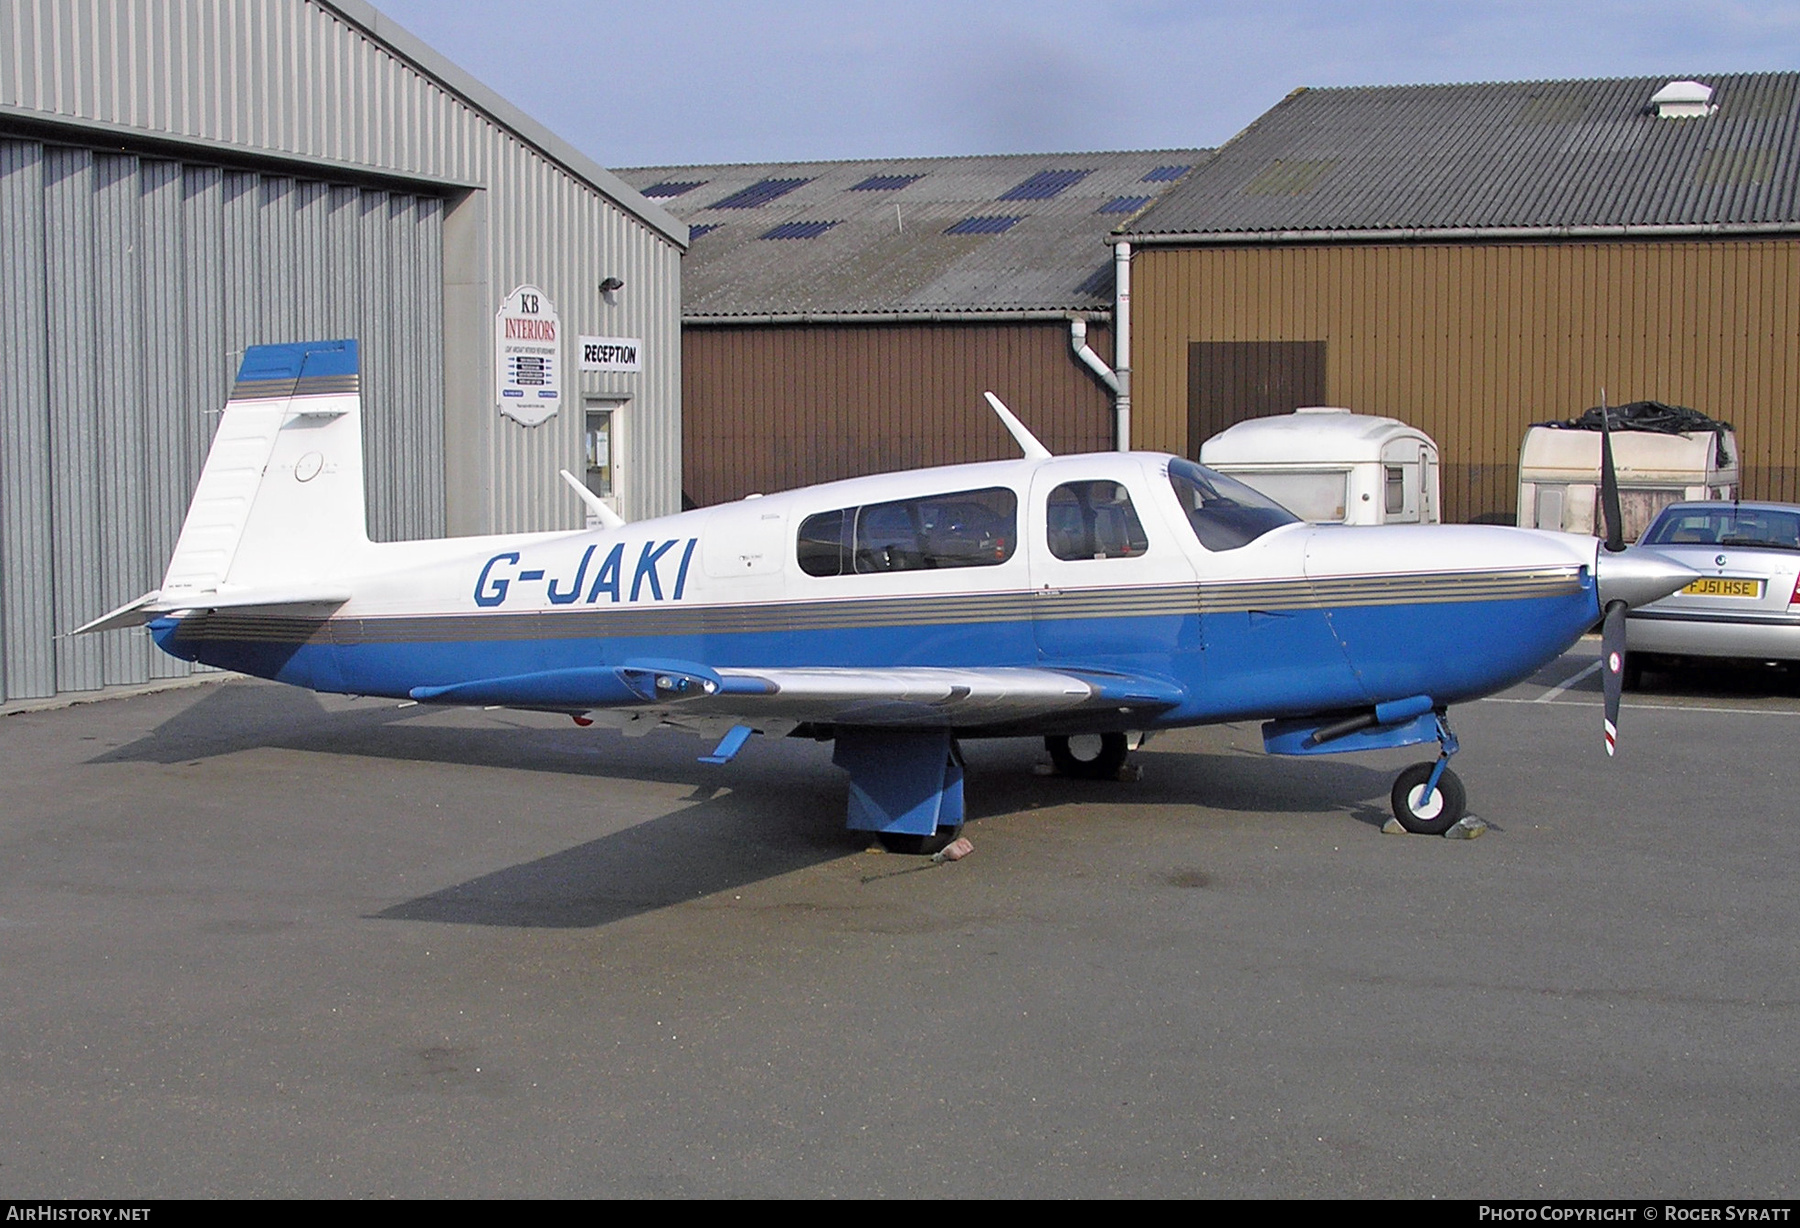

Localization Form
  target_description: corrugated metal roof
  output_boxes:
[616,150,1209,318]
[1126,74,1800,240]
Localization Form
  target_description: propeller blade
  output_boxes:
[1601,599,1627,756]
[1599,390,1626,553]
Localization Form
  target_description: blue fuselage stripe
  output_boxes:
[153,583,1600,729]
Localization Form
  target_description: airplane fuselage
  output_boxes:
[152,450,1602,736]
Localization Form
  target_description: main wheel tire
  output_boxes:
[1390,763,1466,835]
[875,825,963,856]
[1046,732,1130,780]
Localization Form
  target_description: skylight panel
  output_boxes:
[1141,165,1190,182]
[945,215,1023,235]
[708,178,812,209]
[641,180,706,198]
[1097,195,1152,214]
[849,174,925,192]
[998,169,1091,201]
[1073,265,1114,298]
[688,224,722,238]
[760,221,838,240]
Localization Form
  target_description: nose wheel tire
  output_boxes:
[1390,763,1466,835]
[1046,732,1130,779]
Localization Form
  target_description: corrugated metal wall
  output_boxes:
[1133,239,1800,522]
[1,0,684,534]
[682,321,1115,507]
[0,0,685,702]
[0,136,443,702]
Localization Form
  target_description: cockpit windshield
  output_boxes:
[1166,458,1300,551]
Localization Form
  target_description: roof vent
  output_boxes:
[1649,80,1716,119]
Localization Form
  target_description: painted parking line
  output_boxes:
[1534,658,1600,702]
[1485,695,1800,717]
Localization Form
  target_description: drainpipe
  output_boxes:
[1069,241,1135,451]
[1113,240,1131,452]
[1070,318,1118,392]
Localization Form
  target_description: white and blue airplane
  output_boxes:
[81,339,1693,850]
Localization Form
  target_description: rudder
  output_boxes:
[160,339,369,601]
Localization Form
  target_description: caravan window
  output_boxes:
[1230,470,1347,523]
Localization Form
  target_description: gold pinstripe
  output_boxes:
[169,566,1587,646]
[228,373,362,401]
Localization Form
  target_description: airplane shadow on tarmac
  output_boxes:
[93,679,1401,929]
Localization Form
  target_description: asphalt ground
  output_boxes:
[1,644,1796,1198]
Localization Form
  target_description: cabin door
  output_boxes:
[1026,463,1197,668]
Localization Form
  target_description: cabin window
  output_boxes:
[1385,466,1406,515]
[1166,458,1298,551]
[797,487,1018,576]
[796,509,850,576]
[1046,481,1149,560]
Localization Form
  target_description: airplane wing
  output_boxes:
[408,660,1185,728]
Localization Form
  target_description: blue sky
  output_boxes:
[374,1,1800,167]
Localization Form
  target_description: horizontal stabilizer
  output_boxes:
[160,586,352,613]
[71,591,165,636]
[73,586,350,635]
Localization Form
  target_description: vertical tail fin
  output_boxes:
[160,339,369,601]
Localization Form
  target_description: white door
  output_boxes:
[583,397,627,523]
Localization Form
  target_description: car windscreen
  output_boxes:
[1166,458,1300,551]
[1642,506,1800,552]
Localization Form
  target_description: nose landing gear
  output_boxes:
[1390,714,1465,835]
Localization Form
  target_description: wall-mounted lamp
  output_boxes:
[598,276,624,303]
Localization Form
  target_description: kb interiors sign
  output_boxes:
[495,285,562,426]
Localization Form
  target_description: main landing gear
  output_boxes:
[1389,715,1465,835]
[1044,732,1130,779]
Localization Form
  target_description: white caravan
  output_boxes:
[1517,423,1739,542]
[1199,408,1441,526]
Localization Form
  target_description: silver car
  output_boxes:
[1625,501,1800,685]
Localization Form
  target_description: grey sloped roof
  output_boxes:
[1126,74,1800,241]
[616,150,1208,318]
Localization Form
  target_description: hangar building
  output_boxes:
[1121,73,1800,523]
[0,0,685,705]
[616,151,1206,507]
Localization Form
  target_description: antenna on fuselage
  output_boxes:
[559,469,626,528]
[984,392,1053,460]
